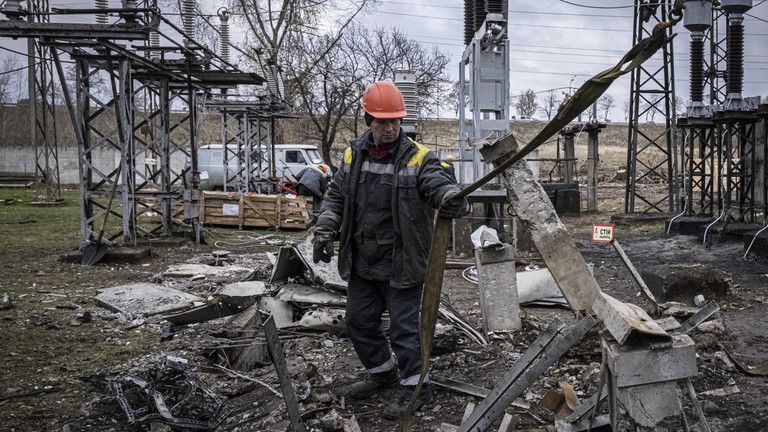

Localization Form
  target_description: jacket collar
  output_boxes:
[352,129,415,162]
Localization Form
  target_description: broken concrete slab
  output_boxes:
[164,301,244,325]
[487,136,668,343]
[271,243,346,291]
[593,292,670,344]
[603,333,697,388]
[216,281,272,307]
[163,263,251,278]
[475,243,521,333]
[609,380,682,429]
[258,297,296,329]
[95,283,202,316]
[276,283,346,307]
[297,308,345,333]
[59,246,152,264]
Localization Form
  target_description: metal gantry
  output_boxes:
[625,0,678,214]
[0,1,266,250]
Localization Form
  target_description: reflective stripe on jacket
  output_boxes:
[316,130,460,288]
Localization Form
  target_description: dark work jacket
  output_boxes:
[296,167,328,199]
[316,130,460,289]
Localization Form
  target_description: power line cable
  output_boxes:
[558,0,636,9]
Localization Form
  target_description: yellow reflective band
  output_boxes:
[407,141,430,167]
[440,162,450,168]
[343,147,353,164]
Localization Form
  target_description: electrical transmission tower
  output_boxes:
[625,0,677,214]
[27,0,61,203]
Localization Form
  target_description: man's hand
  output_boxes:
[439,189,470,219]
[312,228,335,263]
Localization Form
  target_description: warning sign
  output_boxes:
[591,224,615,243]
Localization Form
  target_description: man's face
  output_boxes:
[370,118,401,146]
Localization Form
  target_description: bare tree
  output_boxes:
[232,0,371,100]
[285,25,450,169]
[516,89,537,118]
[538,90,559,121]
[598,94,615,121]
[0,56,21,104]
[623,99,630,121]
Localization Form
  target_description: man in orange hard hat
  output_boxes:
[312,81,469,419]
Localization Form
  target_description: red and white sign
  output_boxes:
[592,224,615,243]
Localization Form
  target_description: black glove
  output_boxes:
[439,190,471,219]
[312,229,335,263]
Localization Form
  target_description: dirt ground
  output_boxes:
[2,183,768,432]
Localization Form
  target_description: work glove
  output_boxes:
[439,189,471,219]
[312,227,335,263]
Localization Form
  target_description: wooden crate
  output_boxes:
[200,191,311,229]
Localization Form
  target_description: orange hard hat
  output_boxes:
[362,81,407,119]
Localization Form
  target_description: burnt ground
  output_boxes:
[2,187,768,432]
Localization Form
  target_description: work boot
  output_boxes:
[382,384,433,420]
[347,368,399,400]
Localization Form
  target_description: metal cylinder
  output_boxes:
[218,8,230,64]
[683,0,712,32]
[464,0,474,45]
[719,0,752,14]
[690,36,705,103]
[182,0,196,47]
[726,20,744,96]
[95,0,108,24]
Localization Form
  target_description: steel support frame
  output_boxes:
[683,125,717,216]
[28,0,61,201]
[130,78,196,238]
[220,108,275,194]
[707,4,728,107]
[717,119,758,223]
[625,0,677,213]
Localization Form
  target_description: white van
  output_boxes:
[195,144,330,190]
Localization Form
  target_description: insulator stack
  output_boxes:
[148,31,160,61]
[182,0,196,47]
[473,0,486,34]
[463,0,474,45]
[219,9,230,64]
[690,38,705,103]
[726,21,744,96]
[95,0,108,24]
[486,0,506,16]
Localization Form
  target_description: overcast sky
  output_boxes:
[1,0,766,121]
[350,0,768,120]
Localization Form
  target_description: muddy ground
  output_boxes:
[1,186,768,432]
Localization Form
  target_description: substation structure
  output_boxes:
[0,1,280,249]
[670,0,768,254]
[208,97,291,195]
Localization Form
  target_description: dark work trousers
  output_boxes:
[297,184,322,219]
[345,272,425,385]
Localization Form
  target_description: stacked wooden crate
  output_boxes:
[200,191,311,229]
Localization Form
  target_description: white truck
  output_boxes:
[196,143,330,190]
